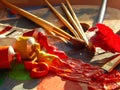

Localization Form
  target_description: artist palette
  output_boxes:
[0,4,120,90]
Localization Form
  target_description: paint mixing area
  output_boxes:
[0,0,120,90]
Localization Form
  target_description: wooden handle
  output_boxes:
[65,0,89,46]
[101,54,120,72]
[1,0,87,48]
[0,0,74,40]
[61,3,91,46]
[44,0,79,38]
[61,3,82,38]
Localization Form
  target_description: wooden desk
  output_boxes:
[0,0,120,10]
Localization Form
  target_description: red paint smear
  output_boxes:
[23,28,120,89]
[88,70,120,90]
[89,23,120,53]
[0,26,12,34]
[23,30,68,59]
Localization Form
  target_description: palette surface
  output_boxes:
[0,5,120,90]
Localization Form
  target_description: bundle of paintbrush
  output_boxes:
[0,0,95,53]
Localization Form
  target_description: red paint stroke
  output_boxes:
[89,23,120,53]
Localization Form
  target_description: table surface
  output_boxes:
[0,5,120,90]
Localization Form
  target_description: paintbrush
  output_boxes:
[44,0,80,39]
[101,54,120,72]
[0,0,88,49]
[65,0,89,46]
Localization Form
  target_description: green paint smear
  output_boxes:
[9,63,32,81]
[0,71,7,85]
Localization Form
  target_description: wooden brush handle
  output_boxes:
[65,0,89,46]
[0,0,73,40]
[101,54,120,72]
[0,0,88,49]
[44,0,79,38]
